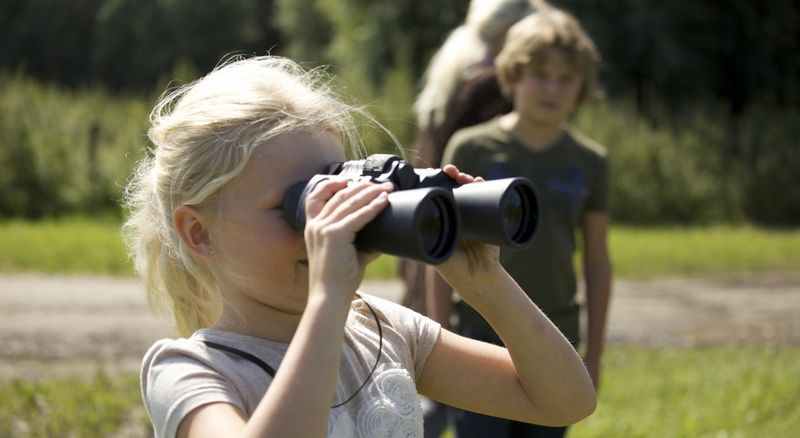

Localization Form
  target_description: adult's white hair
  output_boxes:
[414,0,549,128]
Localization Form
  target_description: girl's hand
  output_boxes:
[433,166,505,301]
[302,178,393,299]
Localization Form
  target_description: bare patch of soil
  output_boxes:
[0,273,798,371]
[597,274,800,347]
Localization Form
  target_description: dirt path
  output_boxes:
[1,273,798,370]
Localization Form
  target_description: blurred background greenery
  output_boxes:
[1,0,799,226]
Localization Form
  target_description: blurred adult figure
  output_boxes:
[401,2,548,437]
[402,0,546,321]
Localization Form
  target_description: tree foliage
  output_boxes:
[0,0,798,224]
[2,0,796,113]
[558,0,800,114]
[1,0,282,91]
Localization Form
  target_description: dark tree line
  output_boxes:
[1,0,281,91]
[2,0,797,112]
[1,0,798,224]
[558,0,800,115]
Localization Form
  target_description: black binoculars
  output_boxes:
[283,154,539,264]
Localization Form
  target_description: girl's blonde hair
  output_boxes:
[414,0,546,128]
[495,8,602,102]
[123,56,373,337]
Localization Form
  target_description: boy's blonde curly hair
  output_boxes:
[496,8,602,103]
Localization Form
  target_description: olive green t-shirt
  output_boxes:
[442,118,609,344]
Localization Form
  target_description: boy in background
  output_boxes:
[430,8,612,437]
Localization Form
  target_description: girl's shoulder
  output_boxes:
[351,292,435,332]
[140,329,289,400]
[141,335,205,371]
[142,329,288,368]
[141,329,288,436]
[351,292,441,380]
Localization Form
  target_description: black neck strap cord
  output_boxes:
[202,293,384,409]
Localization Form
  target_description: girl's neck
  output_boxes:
[499,112,565,152]
[213,296,303,343]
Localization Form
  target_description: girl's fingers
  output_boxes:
[305,179,393,231]
[303,178,350,219]
[442,164,482,184]
[323,182,391,222]
[359,250,381,266]
[442,164,460,180]
[331,190,390,233]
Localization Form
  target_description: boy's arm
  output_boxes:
[582,211,613,389]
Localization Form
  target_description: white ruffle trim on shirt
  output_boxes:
[329,363,423,437]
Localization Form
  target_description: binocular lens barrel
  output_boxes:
[355,187,459,264]
[505,188,526,240]
[452,177,538,248]
[418,195,452,257]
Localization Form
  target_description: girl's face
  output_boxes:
[511,49,583,128]
[209,129,345,315]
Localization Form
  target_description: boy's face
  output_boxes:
[511,49,583,128]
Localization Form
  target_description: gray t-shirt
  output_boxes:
[444,119,609,343]
[141,293,441,438]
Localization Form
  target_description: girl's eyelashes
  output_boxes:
[258,193,287,211]
[266,204,287,215]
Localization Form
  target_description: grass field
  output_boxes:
[0,371,148,437]
[1,346,798,437]
[0,217,131,276]
[1,218,798,280]
[569,346,800,437]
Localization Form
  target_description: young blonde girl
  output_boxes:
[123,55,595,438]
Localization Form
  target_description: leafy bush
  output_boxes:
[1,73,799,225]
[0,74,149,218]
[738,108,800,225]
[573,100,800,225]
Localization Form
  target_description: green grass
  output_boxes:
[1,219,799,279]
[0,217,132,276]
[438,347,800,438]
[569,346,800,437]
[608,225,800,278]
[2,347,797,437]
[0,370,150,437]
[369,225,800,280]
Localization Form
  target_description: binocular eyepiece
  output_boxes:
[283,154,539,264]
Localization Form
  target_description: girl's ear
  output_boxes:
[173,205,214,258]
